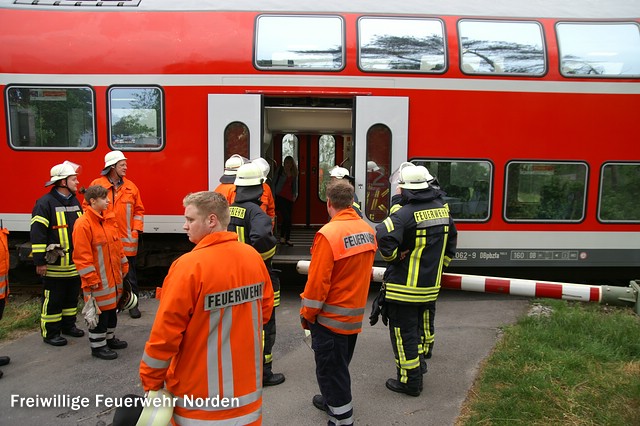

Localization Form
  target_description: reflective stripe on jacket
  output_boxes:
[375,190,458,304]
[0,228,9,299]
[301,208,377,335]
[85,176,144,257]
[30,189,82,278]
[140,231,273,425]
[72,208,128,310]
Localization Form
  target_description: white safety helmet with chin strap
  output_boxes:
[395,163,431,190]
[329,166,350,179]
[252,157,271,179]
[104,150,127,168]
[234,162,264,187]
[45,161,81,187]
[224,154,247,176]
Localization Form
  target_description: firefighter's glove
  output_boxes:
[82,296,101,329]
[369,289,388,326]
[45,244,67,264]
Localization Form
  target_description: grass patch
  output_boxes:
[458,299,640,426]
[0,295,41,341]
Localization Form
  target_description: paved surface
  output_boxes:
[0,283,529,425]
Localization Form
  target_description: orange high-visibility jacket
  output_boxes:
[0,228,9,300]
[84,176,144,257]
[140,231,274,425]
[72,208,128,310]
[214,182,236,205]
[218,183,276,219]
[301,208,377,335]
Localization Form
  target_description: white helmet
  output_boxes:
[252,157,271,179]
[45,161,80,187]
[137,389,174,426]
[234,163,264,187]
[367,161,380,172]
[397,164,430,190]
[329,166,350,179]
[224,154,246,176]
[104,150,127,169]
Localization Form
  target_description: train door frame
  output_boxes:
[207,94,262,189]
[354,96,409,225]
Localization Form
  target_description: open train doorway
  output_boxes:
[208,94,408,263]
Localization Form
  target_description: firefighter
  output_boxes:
[85,150,144,319]
[214,154,246,204]
[300,179,377,426]
[374,163,457,396]
[31,161,85,347]
[140,191,274,424]
[0,223,10,378]
[329,165,362,217]
[228,162,285,386]
[72,185,129,360]
[253,157,277,224]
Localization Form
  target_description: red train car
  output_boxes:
[1,0,638,282]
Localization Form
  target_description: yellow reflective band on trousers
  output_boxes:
[40,289,62,337]
[435,226,449,287]
[274,289,280,307]
[260,245,276,261]
[393,326,420,384]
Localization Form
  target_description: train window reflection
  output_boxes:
[598,163,640,222]
[358,17,445,73]
[558,23,640,77]
[366,125,391,222]
[459,20,545,75]
[415,160,492,221]
[256,15,344,70]
[505,161,587,222]
[224,122,250,160]
[109,87,163,151]
[6,86,95,150]
[318,135,336,202]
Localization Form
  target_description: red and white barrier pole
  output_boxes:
[296,261,639,314]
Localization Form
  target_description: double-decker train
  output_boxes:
[1,0,639,283]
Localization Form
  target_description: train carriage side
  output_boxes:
[0,3,638,282]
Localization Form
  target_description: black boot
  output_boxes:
[62,326,85,337]
[92,347,118,360]
[107,337,128,349]
[312,394,327,412]
[43,335,67,346]
[385,378,421,397]
[263,372,285,386]
[0,356,10,366]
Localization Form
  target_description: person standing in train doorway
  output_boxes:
[273,155,298,246]
[374,163,457,396]
[300,179,377,425]
[31,161,85,347]
[228,162,285,386]
[85,150,144,318]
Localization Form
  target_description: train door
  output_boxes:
[207,94,262,189]
[355,96,408,223]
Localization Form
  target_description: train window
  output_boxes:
[255,15,344,70]
[358,17,445,73]
[224,122,250,160]
[365,125,391,222]
[108,87,163,151]
[505,161,587,222]
[6,86,95,150]
[598,163,640,222]
[459,20,546,75]
[318,135,336,202]
[557,23,640,77]
[415,160,492,221]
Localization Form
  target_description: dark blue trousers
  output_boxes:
[311,322,357,426]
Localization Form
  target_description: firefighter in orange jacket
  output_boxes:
[300,179,377,426]
[85,150,144,318]
[73,185,129,360]
[140,191,274,425]
[0,225,11,378]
